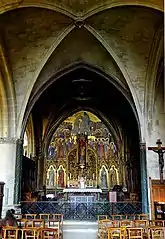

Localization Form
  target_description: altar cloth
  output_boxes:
[63,188,102,193]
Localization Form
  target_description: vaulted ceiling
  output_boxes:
[0,0,163,139]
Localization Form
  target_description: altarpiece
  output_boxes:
[44,111,124,200]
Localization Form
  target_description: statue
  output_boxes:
[48,167,55,187]
[72,116,81,134]
[110,166,117,187]
[80,112,90,134]
[100,167,108,189]
[99,138,105,158]
[79,177,85,189]
[77,134,87,166]
[58,166,65,188]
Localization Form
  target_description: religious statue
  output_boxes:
[48,166,55,187]
[77,133,87,166]
[110,166,117,187]
[72,116,81,135]
[99,138,105,158]
[100,167,108,189]
[79,177,85,189]
[58,166,65,188]
[80,112,90,134]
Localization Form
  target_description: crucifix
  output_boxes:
[148,139,165,184]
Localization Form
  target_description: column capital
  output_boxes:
[140,142,146,150]
[0,137,17,144]
[16,138,23,145]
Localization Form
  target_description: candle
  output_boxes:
[93,174,95,180]
[70,173,71,179]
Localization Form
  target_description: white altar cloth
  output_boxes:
[63,188,102,193]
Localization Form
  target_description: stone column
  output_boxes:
[140,142,149,213]
[14,139,23,204]
[0,137,17,215]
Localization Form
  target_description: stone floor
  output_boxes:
[63,221,98,239]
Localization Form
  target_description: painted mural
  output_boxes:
[48,111,117,160]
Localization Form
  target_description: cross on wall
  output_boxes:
[148,139,165,184]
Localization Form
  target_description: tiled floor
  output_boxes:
[63,221,98,239]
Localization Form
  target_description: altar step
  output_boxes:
[63,221,98,239]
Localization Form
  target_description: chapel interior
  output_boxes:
[22,65,141,203]
[0,0,164,229]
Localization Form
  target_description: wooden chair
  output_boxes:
[127,228,143,239]
[107,227,126,239]
[98,220,112,239]
[17,218,28,228]
[120,220,134,227]
[51,214,63,225]
[112,221,120,228]
[40,228,59,239]
[24,214,37,220]
[39,214,51,221]
[150,227,165,239]
[126,215,136,220]
[111,215,126,220]
[149,220,164,227]
[134,220,149,228]
[98,215,109,221]
[44,220,62,239]
[25,219,44,228]
[98,229,107,239]
[2,227,19,239]
[22,228,40,239]
[136,214,149,220]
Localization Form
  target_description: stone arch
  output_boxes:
[21,62,141,142]
[0,0,163,18]
[0,73,8,137]
[144,25,163,136]
[0,41,16,138]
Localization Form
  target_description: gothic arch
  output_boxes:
[0,0,163,18]
[0,74,8,137]
[21,62,141,141]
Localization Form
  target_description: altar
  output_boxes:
[63,188,102,201]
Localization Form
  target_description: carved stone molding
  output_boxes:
[0,137,18,144]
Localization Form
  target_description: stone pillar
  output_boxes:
[140,142,149,213]
[38,154,45,189]
[14,139,23,204]
[0,137,17,215]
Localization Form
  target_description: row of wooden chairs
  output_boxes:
[17,219,63,238]
[2,227,59,239]
[98,218,165,239]
[106,226,165,239]
[98,214,149,221]
[21,214,63,223]
[99,219,165,228]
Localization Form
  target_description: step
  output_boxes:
[63,221,98,239]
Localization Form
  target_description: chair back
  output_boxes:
[2,227,19,239]
[25,219,44,228]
